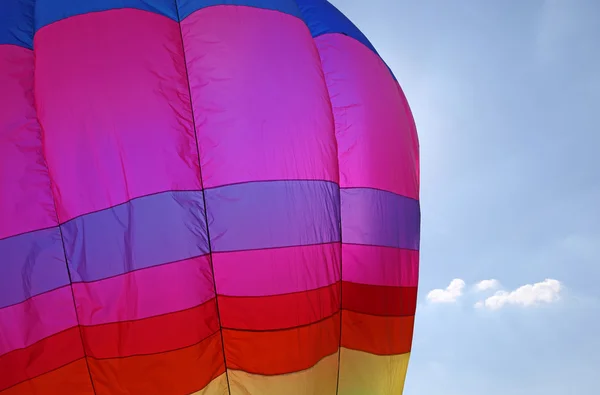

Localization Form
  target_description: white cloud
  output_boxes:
[474,279,500,292]
[474,279,562,310]
[426,279,465,303]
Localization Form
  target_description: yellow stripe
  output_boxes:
[339,349,411,395]
[194,349,410,394]
[228,352,338,394]
[190,373,228,395]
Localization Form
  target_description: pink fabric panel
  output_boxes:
[73,255,214,326]
[0,286,77,356]
[33,9,201,223]
[342,244,419,287]
[315,33,419,199]
[0,45,57,239]
[213,243,341,297]
[181,6,338,188]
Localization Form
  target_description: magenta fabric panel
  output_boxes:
[0,45,57,239]
[33,9,201,223]
[0,18,78,364]
[342,244,419,287]
[396,80,421,187]
[73,255,214,326]
[311,32,420,291]
[180,6,338,188]
[0,286,77,356]
[213,243,341,297]
[315,33,419,199]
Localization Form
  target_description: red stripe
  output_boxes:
[88,332,225,394]
[0,327,84,391]
[223,313,340,375]
[342,282,417,316]
[82,298,219,359]
[341,311,414,355]
[0,359,94,395]
[219,282,340,330]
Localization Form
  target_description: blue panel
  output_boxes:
[0,0,34,48]
[206,180,341,252]
[177,0,301,20]
[296,0,397,80]
[295,0,377,53]
[341,187,421,250]
[0,227,70,308]
[61,191,209,283]
[34,0,178,32]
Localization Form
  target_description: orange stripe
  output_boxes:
[0,359,93,395]
[341,311,414,355]
[88,331,225,394]
[223,312,340,375]
[219,283,340,330]
[82,298,219,358]
[0,326,84,391]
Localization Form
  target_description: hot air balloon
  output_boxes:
[0,0,420,393]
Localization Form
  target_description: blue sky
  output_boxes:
[330,0,600,393]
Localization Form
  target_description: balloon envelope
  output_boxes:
[0,0,420,393]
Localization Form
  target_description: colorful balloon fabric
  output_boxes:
[0,0,420,394]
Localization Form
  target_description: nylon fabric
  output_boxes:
[0,0,420,393]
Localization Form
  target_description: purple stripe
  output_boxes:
[0,228,69,309]
[62,191,209,283]
[1,182,417,306]
[62,180,339,282]
[2,180,341,304]
[206,180,341,252]
[1,182,419,308]
[341,188,420,250]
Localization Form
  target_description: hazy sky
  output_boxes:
[329,0,600,393]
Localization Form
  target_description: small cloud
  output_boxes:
[426,279,465,303]
[475,279,562,310]
[474,279,500,292]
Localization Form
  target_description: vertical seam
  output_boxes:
[30,2,97,391]
[173,3,232,394]
[291,2,344,394]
